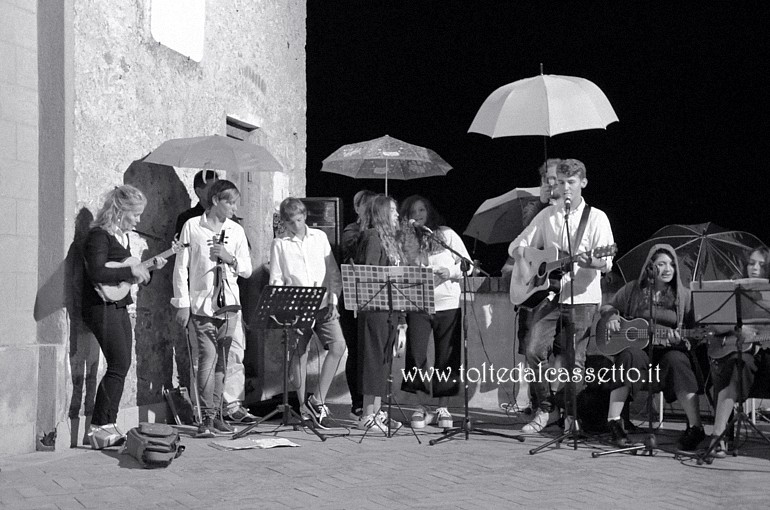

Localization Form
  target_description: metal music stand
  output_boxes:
[232,285,327,441]
[691,279,770,464]
[341,264,434,442]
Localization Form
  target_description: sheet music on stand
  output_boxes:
[253,285,326,330]
[341,264,435,314]
[691,279,770,325]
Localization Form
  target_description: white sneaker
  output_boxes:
[435,407,453,428]
[377,410,403,434]
[410,405,433,429]
[521,409,551,434]
[87,424,126,450]
[357,413,386,433]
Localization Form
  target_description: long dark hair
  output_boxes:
[368,195,403,265]
[399,194,445,254]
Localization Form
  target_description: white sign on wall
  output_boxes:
[150,0,206,62]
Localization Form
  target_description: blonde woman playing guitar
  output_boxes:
[82,185,168,449]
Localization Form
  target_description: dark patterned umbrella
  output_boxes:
[615,223,766,283]
[320,135,452,195]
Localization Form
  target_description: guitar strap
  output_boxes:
[571,205,592,255]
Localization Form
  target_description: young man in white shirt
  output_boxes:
[269,197,346,430]
[509,159,615,434]
[172,180,253,438]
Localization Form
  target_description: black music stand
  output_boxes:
[341,264,433,442]
[691,280,770,464]
[232,285,327,441]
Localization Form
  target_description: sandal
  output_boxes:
[708,436,727,459]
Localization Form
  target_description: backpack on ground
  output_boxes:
[124,422,184,468]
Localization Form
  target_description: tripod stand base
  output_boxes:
[528,420,594,455]
[429,418,525,446]
[697,410,770,465]
[592,433,659,458]
[232,404,327,441]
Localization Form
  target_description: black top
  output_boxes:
[355,229,391,266]
[82,227,135,308]
[175,203,205,238]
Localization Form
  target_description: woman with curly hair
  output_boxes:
[399,195,470,430]
[82,185,166,449]
[354,194,404,432]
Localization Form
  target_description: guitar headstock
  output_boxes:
[592,244,617,259]
[170,239,190,254]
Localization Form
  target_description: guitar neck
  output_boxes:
[140,246,184,270]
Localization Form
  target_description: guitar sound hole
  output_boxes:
[626,328,638,342]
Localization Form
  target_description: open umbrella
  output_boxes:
[144,134,283,173]
[463,186,541,244]
[615,223,767,284]
[467,66,618,171]
[320,135,452,195]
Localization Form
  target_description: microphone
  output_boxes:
[564,196,572,213]
[409,219,433,235]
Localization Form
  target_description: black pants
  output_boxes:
[400,309,462,398]
[340,308,362,408]
[358,311,395,397]
[83,303,133,426]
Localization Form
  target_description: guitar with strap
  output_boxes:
[95,241,188,302]
[510,205,617,308]
[212,230,241,316]
[594,315,711,356]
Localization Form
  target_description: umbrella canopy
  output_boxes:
[144,134,283,173]
[615,223,767,284]
[320,135,452,195]
[463,187,542,244]
[468,73,619,138]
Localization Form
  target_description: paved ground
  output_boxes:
[2,404,770,510]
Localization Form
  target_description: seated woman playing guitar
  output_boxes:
[708,246,770,458]
[82,185,167,449]
[599,244,705,450]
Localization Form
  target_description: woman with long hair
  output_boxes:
[708,246,770,458]
[340,189,377,418]
[399,195,469,429]
[82,185,165,449]
[354,194,404,432]
[600,244,704,450]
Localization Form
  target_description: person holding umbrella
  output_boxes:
[340,189,377,419]
[599,244,706,451]
[399,195,470,429]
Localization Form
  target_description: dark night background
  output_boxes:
[305,1,770,275]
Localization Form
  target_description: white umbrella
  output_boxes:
[144,134,283,173]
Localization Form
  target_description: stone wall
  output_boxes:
[1,0,307,454]
[0,0,40,455]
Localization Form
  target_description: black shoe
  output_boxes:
[607,419,628,447]
[213,416,234,435]
[196,417,216,439]
[676,425,706,451]
[304,394,331,430]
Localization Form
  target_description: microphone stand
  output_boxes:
[426,228,524,445]
[593,265,662,457]
[529,198,586,454]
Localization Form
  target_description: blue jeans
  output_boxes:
[524,300,597,413]
[192,313,241,418]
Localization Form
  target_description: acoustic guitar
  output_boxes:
[95,241,188,302]
[594,316,710,356]
[509,244,617,309]
[707,327,770,359]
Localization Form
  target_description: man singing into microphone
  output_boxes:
[508,159,615,434]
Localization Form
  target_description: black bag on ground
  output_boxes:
[124,423,184,468]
